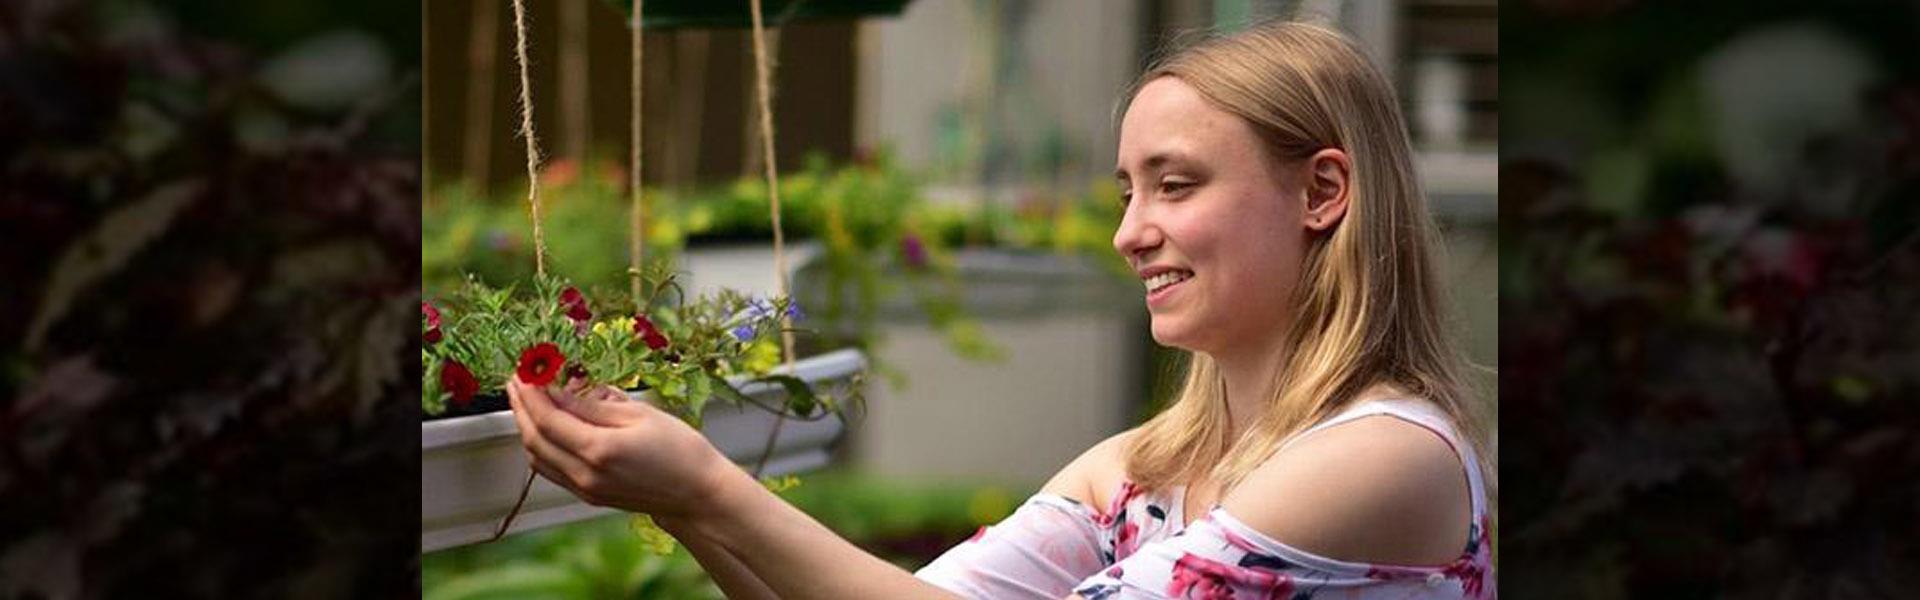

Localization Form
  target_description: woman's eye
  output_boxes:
[1160,180,1194,195]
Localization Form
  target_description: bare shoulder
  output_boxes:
[1220,415,1471,565]
[1038,429,1137,510]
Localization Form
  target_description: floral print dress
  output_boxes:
[916,398,1494,599]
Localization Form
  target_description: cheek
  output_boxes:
[1210,223,1301,311]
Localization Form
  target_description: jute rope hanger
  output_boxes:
[492,0,544,542]
[511,0,547,277]
[489,0,800,539]
[747,0,801,477]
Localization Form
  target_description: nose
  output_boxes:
[1112,197,1161,263]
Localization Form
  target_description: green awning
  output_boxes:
[601,0,916,30]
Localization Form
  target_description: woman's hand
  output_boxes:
[505,377,738,520]
[510,378,960,600]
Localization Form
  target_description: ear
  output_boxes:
[1301,148,1351,232]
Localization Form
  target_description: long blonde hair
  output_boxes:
[1120,21,1494,499]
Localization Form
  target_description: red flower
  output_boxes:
[517,342,566,386]
[422,301,443,344]
[539,157,581,188]
[440,359,477,407]
[559,287,592,322]
[632,315,669,351]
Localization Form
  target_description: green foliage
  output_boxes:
[423,180,680,297]
[779,470,1022,564]
[424,515,723,600]
[421,265,819,420]
[627,514,679,557]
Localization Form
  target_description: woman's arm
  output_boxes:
[654,516,780,600]
[680,464,961,600]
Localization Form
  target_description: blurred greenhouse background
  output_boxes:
[420,0,1495,596]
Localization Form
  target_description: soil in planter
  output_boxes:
[422,385,652,421]
[423,392,513,421]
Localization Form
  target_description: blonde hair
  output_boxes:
[1120,21,1494,499]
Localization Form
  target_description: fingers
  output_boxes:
[506,379,594,480]
[529,460,597,505]
[559,384,653,427]
[507,378,607,455]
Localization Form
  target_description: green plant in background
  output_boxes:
[941,178,1132,278]
[424,514,725,600]
[779,154,1010,384]
[424,174,682,298]
[779,470,1021,568]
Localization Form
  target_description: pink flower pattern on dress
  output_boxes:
[1168,553,1294,600]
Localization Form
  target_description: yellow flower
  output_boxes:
[741,337,780,374]
[592,315,636,337]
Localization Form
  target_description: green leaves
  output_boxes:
[421,269,845,432]
[761,374,820,418]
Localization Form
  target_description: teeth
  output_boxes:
[1143,270,1192,292]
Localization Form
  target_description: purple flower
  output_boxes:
[486,229,515,252]
[747,298,774,319]
[785,301,804,322]
[732,325,756,342]
[901,234,928,270]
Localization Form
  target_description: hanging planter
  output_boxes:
[602,0,916,29]
[422,347,863,552]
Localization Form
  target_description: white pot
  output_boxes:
[421,348,865,552]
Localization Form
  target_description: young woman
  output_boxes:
[505,20,1494,599]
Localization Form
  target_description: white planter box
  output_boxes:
[421,348,866,553]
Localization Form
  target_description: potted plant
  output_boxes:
[420,265,866,552]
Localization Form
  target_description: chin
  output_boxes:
[1148,319,1199,350]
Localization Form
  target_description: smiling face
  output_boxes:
[1113,77,1313,357]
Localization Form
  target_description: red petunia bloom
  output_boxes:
[517,342,566,386]
[423,301,443,344]
[440,359,478,407]
[632,315,669,351]
[559,287,592,322]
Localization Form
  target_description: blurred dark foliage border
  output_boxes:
[1502,0,1920,596]
[1,0,420,597]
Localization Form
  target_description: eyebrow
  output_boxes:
[1114,151,1193,180]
